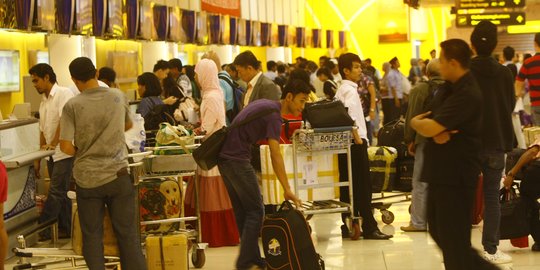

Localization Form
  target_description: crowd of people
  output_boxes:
[3,20,538,270]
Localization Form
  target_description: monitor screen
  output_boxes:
[0,50,20,93]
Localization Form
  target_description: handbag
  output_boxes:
[499,186,530,239]
[154,123,194,155]
[193,108,279,170]
[302,99,354,128]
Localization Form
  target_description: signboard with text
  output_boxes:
[201,0,241,17]
[458,0,525,9]
[456,12,526,27]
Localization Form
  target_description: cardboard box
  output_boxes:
[523,127,540,146]
[146,233,188,270]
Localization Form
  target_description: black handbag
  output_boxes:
[303,100,354,128]
[499,186,530,239]
[192,108,279,170]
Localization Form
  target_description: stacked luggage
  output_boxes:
[377,119,413,192]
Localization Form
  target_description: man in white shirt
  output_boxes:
[263,60,278,81]
[29,63,75,240]
[335,53,392,240]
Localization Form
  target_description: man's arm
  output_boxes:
[268,139,301,208]
[60,140,76,156]
[368,84,377,120]
[410,111,446,138]
[504,146,540,188]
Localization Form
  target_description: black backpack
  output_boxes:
[219,74,245,121]
[143,98,175,131]
[262,201,325,270]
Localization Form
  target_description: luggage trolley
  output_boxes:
[11,151,152,270]
[139,144,207,268]
[291,126,360,236]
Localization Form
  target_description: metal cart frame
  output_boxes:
[291,126,360,235]
[139,144,207,268]
[10,151,154,270]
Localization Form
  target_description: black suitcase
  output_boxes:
[396,158,414,192]
[377,120,412,159]
[262,201,324,270]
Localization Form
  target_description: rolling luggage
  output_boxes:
[377,119,411,160]
[396,159,414,192]
[146,233,189,270]
[139,178,183,233]
[262,201,324,270]
[367,146,397,192]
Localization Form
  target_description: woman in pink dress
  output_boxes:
[184,59,239,247]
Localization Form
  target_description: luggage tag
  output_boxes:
[302,156,317,185]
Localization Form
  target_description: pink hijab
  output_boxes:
[194,59,226,136]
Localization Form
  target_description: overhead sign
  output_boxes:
[458,0,526,9]
[456,12,526,27]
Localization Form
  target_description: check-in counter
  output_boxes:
[0,119,54,257]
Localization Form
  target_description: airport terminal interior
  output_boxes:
[1,0,540,269]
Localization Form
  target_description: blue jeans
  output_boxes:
[480,151,505,254]
[76,174,146,270]
[218,158,264,270]
[39,157,73,234]
[411,143,428,229]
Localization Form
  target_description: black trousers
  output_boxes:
[338,141,378,234]
[381,98,401,126]
[521,165,540,243]
[428,184,498,270]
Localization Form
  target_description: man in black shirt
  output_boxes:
[411,39,498,270]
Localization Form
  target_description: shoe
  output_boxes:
[482,250,512,264]
[341,224,350,238]
[400,224,427,232]
[532,242,540,252]
[363,230,393,240]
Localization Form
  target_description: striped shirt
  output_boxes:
[517,53,540,106]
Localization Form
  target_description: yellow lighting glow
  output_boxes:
[507,20,540,34]
[386,21,398,29]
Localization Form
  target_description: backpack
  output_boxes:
[219,73,245,121]
[143,98,175,131]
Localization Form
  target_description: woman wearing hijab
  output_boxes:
[184,59,240,247]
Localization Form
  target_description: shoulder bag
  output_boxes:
[193,108,279,170]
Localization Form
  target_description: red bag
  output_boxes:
[510,236,529,248]
[471,174,484,225]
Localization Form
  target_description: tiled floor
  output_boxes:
[6,200,540,269]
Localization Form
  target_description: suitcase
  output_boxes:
[139,178,183,233]
[72,203,119,256]
[146,233,189,270]
[377,120,411,159]
[367,146,397,192]
[396,158,414,192]
[262,201,325,270]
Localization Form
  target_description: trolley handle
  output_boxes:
[145,145,200,151]
[292,126,355,136]
[128,150,152,159]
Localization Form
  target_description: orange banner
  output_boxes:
[201,0,241,17]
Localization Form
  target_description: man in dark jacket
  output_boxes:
[470,21,516,264]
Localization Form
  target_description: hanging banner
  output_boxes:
[277,25,288,47]
[245,20,253,46]
[296,27,305,48]
[153,5,169,41]
[230,17,238,45]
[56,0,75,34]
[201,0,241,17]
[92,0,106,36]
[339,31,346,48]
[126,0,138,39]
[15,0,33,30]
[260,23,271,46]
[182,10,197,43]
[208,14,221,44]
[326,30,334,49]
[312,29,321,48]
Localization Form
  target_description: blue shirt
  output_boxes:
[137,96,163,117]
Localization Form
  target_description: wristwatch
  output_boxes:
[507,171,515,177]
[370,108,375,112]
